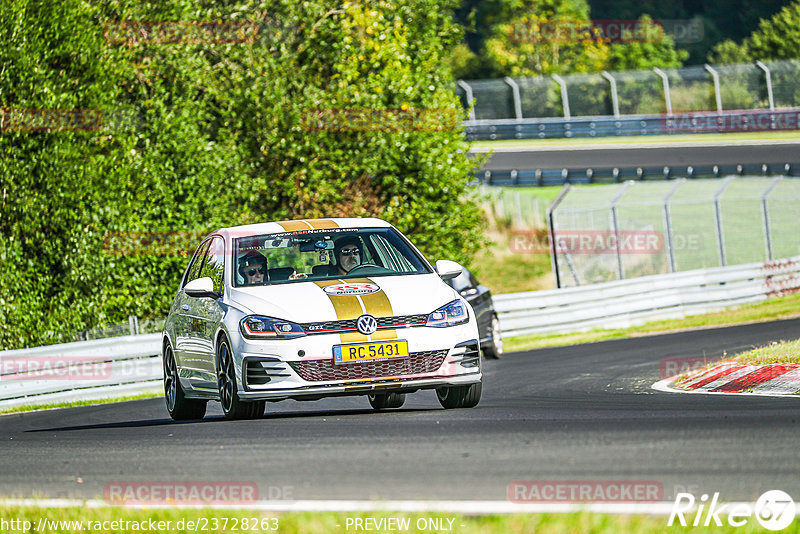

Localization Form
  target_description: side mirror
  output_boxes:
[184,277,220,299]
[435,260,463,281]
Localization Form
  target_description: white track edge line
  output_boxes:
[0,498,763,515]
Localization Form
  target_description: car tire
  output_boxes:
[164,343,207,421]
[436,382,482,409]
[482,314,503,360]
[368,392,406,410]
[217,337,263,420]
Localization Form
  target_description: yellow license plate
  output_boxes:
[333,340,409,365]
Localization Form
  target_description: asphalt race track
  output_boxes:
[2,318,799,503]
[473,139,800,170]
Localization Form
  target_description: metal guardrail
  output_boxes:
[3,257,799,408]
[0,334,163,410]
[475,164,800,186]
[495,256,800,337]
[464,109,800,141]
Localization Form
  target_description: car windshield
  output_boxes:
[233,227,431,286]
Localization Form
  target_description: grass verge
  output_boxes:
[504,292,800,353]
[0,506,789,534]
[0,392,160,416]
[469,129,800,150]
[732,338,800,366]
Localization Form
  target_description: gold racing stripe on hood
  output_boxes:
[354,277,397,341]
[307,219,339,229]
[313,280,364,326]
[314,278,398,343]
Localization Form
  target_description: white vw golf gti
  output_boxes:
[162,218,483,420]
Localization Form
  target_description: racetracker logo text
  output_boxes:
[508,480,663,502]
[104,482,263,505]
[510,230,666,255]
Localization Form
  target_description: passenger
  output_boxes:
[239,250,267,286]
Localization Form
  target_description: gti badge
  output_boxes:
[356,314,378,335]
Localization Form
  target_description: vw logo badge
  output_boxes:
[356,314,378,335]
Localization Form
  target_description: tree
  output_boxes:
[483,0,610,77]
[606,15,687,71]
[0,0,486,349]
[710,0,800,62]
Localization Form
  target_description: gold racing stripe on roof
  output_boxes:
[275,220,312,231]
[307,219,339,229]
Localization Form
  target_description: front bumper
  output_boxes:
[237,373,481,401]
[230,322,482,401]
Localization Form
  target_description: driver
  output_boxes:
[239,250,267,285]
[333,235,363,276]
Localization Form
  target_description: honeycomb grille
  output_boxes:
[288,350,448,382]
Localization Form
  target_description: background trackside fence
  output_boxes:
[548,177,800,288]
[458,59,800,140]
[496,257,800,337]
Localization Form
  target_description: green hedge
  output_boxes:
[0,0,486,349]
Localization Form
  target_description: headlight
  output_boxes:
[240,316,306,339]
[426,300,469,328]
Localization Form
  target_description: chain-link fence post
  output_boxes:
[457,80,476,122]
[548,185,572,288]
[653,67,672,115]
[713,177,734,266]
[663,180,686,273]
[551,74,571,119]
[704,64,722,112]
[610,182,633,280]
[504,77,523,120]
[756,61,775,110]
[600,71,620,117]
[761,177,782,260]
[128,315,140,336]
